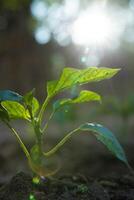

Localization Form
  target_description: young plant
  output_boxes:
[0,67,131,177]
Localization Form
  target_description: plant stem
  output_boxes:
[42,111,55,135]
[38,96,50,125]
[33,121,43,153]
[4,121,31,160]
[43,127,80,157]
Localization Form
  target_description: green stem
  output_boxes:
[33,121,42,152]
[38,96,50,125]
[42,111,55,135]
[43,127,80,157]
[5,121,31,160]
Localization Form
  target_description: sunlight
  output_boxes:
[30,0,48,20]
[34,26,51,44]
[72,5,116,47]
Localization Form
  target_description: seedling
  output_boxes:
[0,67,131,177]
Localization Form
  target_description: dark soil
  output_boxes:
[0,172,134,200]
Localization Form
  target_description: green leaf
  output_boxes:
[47,80,58,97]
[0,90,22,102]
[44,122,128,167]
[47,67,120,97]
[23,89,39,117]
[1,101,30,120]
[23,89,35,105]
[80,123,128,164]
[53,90,101,111]
[32,98,40,116]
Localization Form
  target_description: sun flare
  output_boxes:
[72,5,116,47]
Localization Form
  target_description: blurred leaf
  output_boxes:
[54,105,76,124]
[47,67,120,98]
[1,101,30,120]
[0,90,22,102]
[122,94,134,117]
[1,0,30,10]
[53,90,101,111]
[97,97,120,115]
[80,123,128,165]
[96,94,134,118]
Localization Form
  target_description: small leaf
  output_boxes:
[23,89,39,117]
[0,90,22,102]
[23,89,35,105]
[32,98,39,116]
[47,80,58,97]
[1,101,30,120]
[80,123,128,165]
[47,67,120,97]
[53,90,101,111]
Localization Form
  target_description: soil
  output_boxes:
[0,171,134,200]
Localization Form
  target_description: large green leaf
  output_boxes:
[47,67,120,97]
[0,90,22,102]
[1,101,30,120]
[53,90,101,111]
[44,123,128,167]
[80,123,128,164]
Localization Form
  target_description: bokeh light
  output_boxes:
[29,194,36,200]
[30,0,48,20]
[34,26,51,44]
[129,0,134,10]
[30,0,134,66]
[71,5,116,47]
